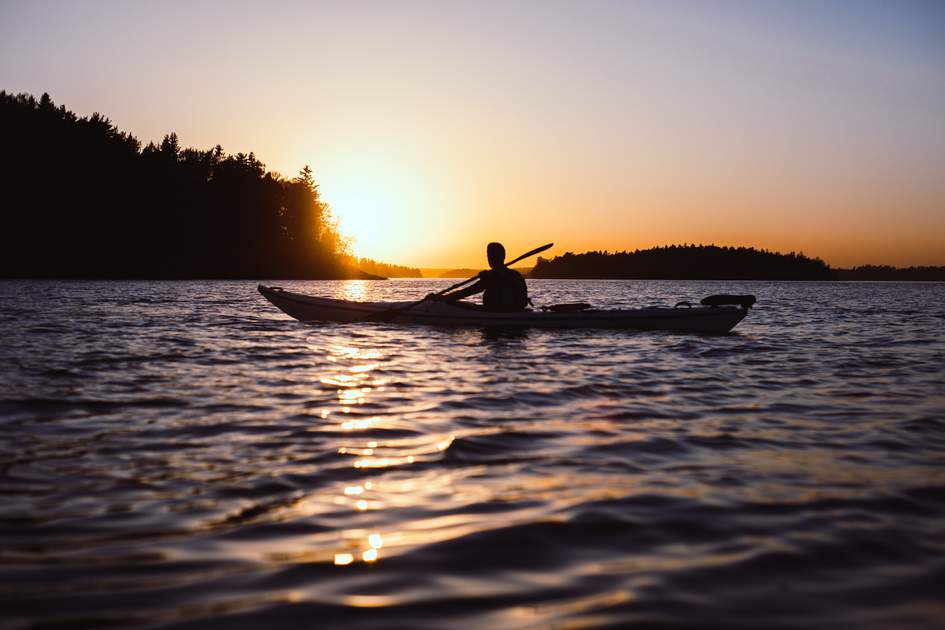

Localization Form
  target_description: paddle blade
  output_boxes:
[507,242,553,266]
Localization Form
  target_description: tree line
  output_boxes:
[835,265,945,281]
[0,91,357,279]
[529,245,836,280]
[5,93,939,282]
[529,246,945,280]
[343,257,421,278]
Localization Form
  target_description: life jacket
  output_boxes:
[481,267,528,311]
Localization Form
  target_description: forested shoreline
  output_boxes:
[347,258,421,278]
[834,266,945,281]
[3,92,941,282]
[530,246,835,280]
[529,246,945,281]
[0,91,375,279]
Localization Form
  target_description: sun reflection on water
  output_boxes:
[313,339,499,570]
[333,553,354,566]
[340,280,370,302]
[318,340,418,566]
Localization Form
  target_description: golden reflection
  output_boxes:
[340,389,365,405]
[352,455,416,469]
[341,417,380,431]
[340,280,369,302]
[317,345,387,439]
[343,595,396,607]
[338,429,455,470]
[333,530,385,566]
[331,530,386,565]
[509,588,635,620]
[350,363,379,374]
[320,374,355,386]
[328,345,384,361]
[318,341,443,569]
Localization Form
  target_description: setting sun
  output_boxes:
[327,180,396,257]
[318,151,440,261]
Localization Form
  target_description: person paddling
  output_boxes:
[434,242,529,312]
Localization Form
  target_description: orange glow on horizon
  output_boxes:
[313,163,944,269]
[9,2,941,269]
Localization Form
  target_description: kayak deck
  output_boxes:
[258,285,750,333]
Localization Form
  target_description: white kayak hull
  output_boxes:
[258,285,748,333]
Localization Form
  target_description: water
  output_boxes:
[1,279,944,629]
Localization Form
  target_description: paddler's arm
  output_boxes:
[435,272,487,302]
[441,282,483,301]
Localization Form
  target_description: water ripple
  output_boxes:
[1,279,944,629]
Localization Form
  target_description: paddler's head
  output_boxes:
[487,242,506,270]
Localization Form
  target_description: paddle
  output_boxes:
[365,242,553,322]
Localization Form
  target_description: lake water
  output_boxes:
[1,279,944,629]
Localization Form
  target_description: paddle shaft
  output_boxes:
[368,242,553,321]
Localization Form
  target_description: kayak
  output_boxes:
[258,285,750,333]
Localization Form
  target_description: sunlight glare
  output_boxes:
[320,152,435,260]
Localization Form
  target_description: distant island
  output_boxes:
[529,246,945,281]
[0,91,408,280]
[834,265,945,281]
[530,246,834,280]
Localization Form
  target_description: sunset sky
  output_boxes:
[2,0,943,267]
